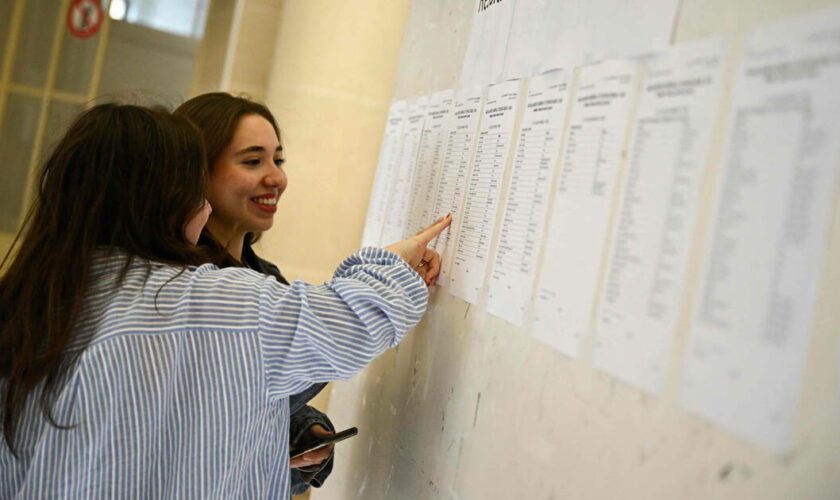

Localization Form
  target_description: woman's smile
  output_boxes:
[251,194,278,213]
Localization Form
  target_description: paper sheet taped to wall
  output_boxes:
[362,101,406,247]
[432,88,486,287]
[486,70,573,326]
[380,98,428,244]
[530,60,640,357]
[680,7,840,454]
[405,90,455,236]
[503,0,681,80]
[462,0,681,86]
[592,38,728,394]
[450,79,524,304]
[460,0,518,88]
[362,3,840,460]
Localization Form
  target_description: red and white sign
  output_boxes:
[66,0,104,39]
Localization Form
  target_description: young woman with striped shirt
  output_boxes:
[0,103,450,498]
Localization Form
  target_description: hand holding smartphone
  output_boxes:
[289,426,358,460]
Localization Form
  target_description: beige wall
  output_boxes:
[314,0,840,499]
[190,0,237,97]
[255,0,411,283]
[192,0,283,102]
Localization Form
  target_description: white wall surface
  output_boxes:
[313,1,840,499]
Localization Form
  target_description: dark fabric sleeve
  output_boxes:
[288,382,328,415]
[289,405,336,494]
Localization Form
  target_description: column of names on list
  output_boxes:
[361,101,406,247]
[592,39,726,394]
[450,79,524,304]
[380,98,428,244]
[486,70,572,326]
[531,60,639,356]
[432,88,485,287]
[681,7,840,453]
[405,90,454,235]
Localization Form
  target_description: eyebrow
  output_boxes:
[233,145,284,156]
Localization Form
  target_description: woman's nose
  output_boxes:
[264,168,286,188]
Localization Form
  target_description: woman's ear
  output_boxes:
[184,200,212,244]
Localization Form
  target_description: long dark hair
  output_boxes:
[174,92,281,265]
[0,103,209,454]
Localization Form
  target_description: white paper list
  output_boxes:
[593,39,727,393]
[361,100,406,247]
[450,80,524,304]
[531,60,640,356]
[431,88,485,287]
[486,70,573,326]
[581,0,680,65]
[460,0,518,88]
[405,90,455,236]
[504,0,680,79]
[681,7,840,454]
[380,97,428,245]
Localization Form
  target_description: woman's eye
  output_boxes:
[243,159,260,167]
[274,158,285,167]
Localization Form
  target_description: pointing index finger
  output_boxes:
[414,214,452,245]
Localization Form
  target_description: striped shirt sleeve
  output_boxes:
[190,247,428,400]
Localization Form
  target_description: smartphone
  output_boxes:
[289,427,358,459]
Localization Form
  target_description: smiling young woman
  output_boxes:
[175,93,337,493]
[204,113,286,257]
[175,94,287,263]
[175,95,451,494]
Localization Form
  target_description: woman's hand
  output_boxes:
[289,424,333,469]
[385,214,452,286]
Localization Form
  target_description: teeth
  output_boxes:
[253,197,277,206]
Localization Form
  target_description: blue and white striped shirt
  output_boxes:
[0,247,427,499]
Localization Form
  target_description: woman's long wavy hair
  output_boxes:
[174,92,281,266]
[0,103,209,454]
